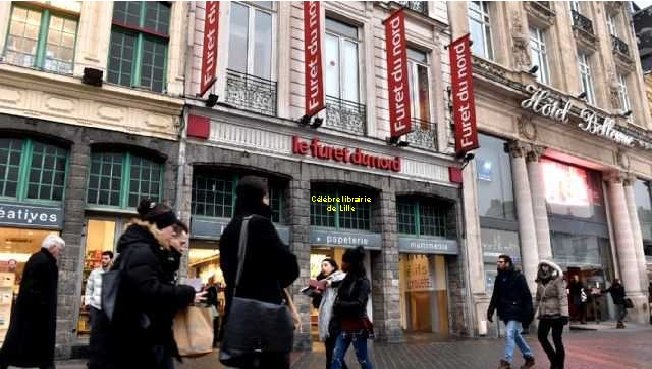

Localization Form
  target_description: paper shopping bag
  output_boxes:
[173,306,214,357]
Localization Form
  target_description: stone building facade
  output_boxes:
[448,1,652,336]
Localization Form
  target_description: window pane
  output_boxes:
[144,1,170,35]
[420,202,447,238]
[634,181,652,242]
[476,135,515,220]
[140,37,167,92]
[310,186,336,227]
[107,30,136,87]
[416,64,430,124]
[44,15,77,74]
[127,155,162,207]
[407,48,427,64]
[5,6,41,68]
[341,40,359,103]
[253,10,272,79]
[325,33,340,98]
[269,183,283,223]
[26,142,67,201]
[254,2,273,10]
[338,188,371,230]
[87,152,123,207]
[325,18,358,40]
[191,174,233,218]
[396,199,417,235]
[469,18,487,58]
[228,3,250,73]
[0,138,22,198]
[113,1,142,27]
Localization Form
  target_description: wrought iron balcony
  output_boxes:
[535,1,550,8]
[405,119,436,150]
[395,1,428,15]
[611,35,630,57]
[571,10,594,35]
[325,96,367,135]
[225,69,277,116]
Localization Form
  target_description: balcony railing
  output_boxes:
[325,96,367,135]
[395,1,428,15]
[535,1,550,8]
[611,35,630,57]
[572,10,594,35]
[405,119,436,150]
[225,69,277,116]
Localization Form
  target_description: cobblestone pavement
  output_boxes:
[50,324,652,369]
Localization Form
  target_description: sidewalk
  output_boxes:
[48,325,652,369]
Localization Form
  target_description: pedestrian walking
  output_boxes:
[648,282,652,325]
[108,199,205,369]
[487,254,535,369]
[568,275,587,324]
[220,176,299,369]
[534,260,568,369]
[330,246,374,369]
[312,258,348,369]
[603,279,626,328]
[85,251,114,369]
[203,275,222,348]
[0,235,65,369]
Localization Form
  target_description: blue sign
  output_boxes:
[310,228,381,250]
[191,216,290,244]
[397,237,458,255]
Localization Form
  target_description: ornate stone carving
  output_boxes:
[518,114,537,141]
[606,68,621,109]
[507,140,527,159]
[526,144,546,163]
[615,149,632,170]
[511,11,531,70]
[605,170,625,184]
[524,2,556,27]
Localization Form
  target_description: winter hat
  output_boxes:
[137,198,178,229]
[236,176,268,202]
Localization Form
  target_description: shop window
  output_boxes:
[107,1,170,92]
[0,227,59,343]
[468,1,493,60]
[86,151,162,209]
[475,135,515,220]
[191,173,285,223]
[396,198,449,238]
[407,48,432,129]
[634,180,652,244]
[4,3,79,74]
[310,185,372,230]
[0,138,68,204]
[481,228,521,292]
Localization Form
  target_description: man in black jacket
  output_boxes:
[487,255,535,369]
[604,279,626,328]
[220,176,299,369]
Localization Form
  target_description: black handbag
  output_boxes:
[624,298,634,309]
[219,216,294,367]
[101,248,132,322]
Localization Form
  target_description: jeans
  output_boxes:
[538,318,565,369]
[331,331,373,369]
[615,303,626,323]
[325,334,348,369]
[503,320,534,364]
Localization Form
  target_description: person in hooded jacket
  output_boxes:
[108,199,205,369]
[219,176,299,369]
[534,260,568,369]
[487,254,535,369]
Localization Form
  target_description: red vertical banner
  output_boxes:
[200,1,219,97]
[384,9,412,138]
[448,34,479,154]
[304,1,324,117]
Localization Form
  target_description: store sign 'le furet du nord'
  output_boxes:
[291,136,401,172]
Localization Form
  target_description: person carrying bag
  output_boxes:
[219,176,299,369]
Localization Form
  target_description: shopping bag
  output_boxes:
[173,306,214,357]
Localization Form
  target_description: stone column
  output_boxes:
[507,141,539,292]
[371,186,403,342]
[606,172,647,323]
[623,177,650,297]
[526,145,553,261]
[288,176,312,351]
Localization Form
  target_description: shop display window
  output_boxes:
[476,135,516,220]
[541,159,605,220]
[187,241,225,316]
[0,227,58,344]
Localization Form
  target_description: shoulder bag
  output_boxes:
[219,216,295,367]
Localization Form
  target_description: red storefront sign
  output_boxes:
[292,136,401,172]
[384,9,412,138]
[187,114,210,139]
[449,34,479,154]
[200,1,219,96]
[304,1,324,117]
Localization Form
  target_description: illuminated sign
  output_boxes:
[541,160,590,207]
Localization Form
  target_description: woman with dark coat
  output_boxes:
[220,176,299,369]
[108,200,203,369]
[0,235,65,369]
[330,246,374,369]
[534,260,568,369]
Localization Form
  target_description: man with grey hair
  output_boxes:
[0,235,64,369]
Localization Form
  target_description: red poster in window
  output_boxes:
[384,9,412,138]
[200,1,219,96]
[449,34,479,154]
[304,1,325,117]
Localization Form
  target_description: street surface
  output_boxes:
[48,324,652,369]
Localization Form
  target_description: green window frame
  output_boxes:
[0,137,68,204]
[310,185,372,230]
[3,4,78,74]
[396,198,448,238]
[191,173,285,223]
[86,151,163,209]
[107,1,170,93]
